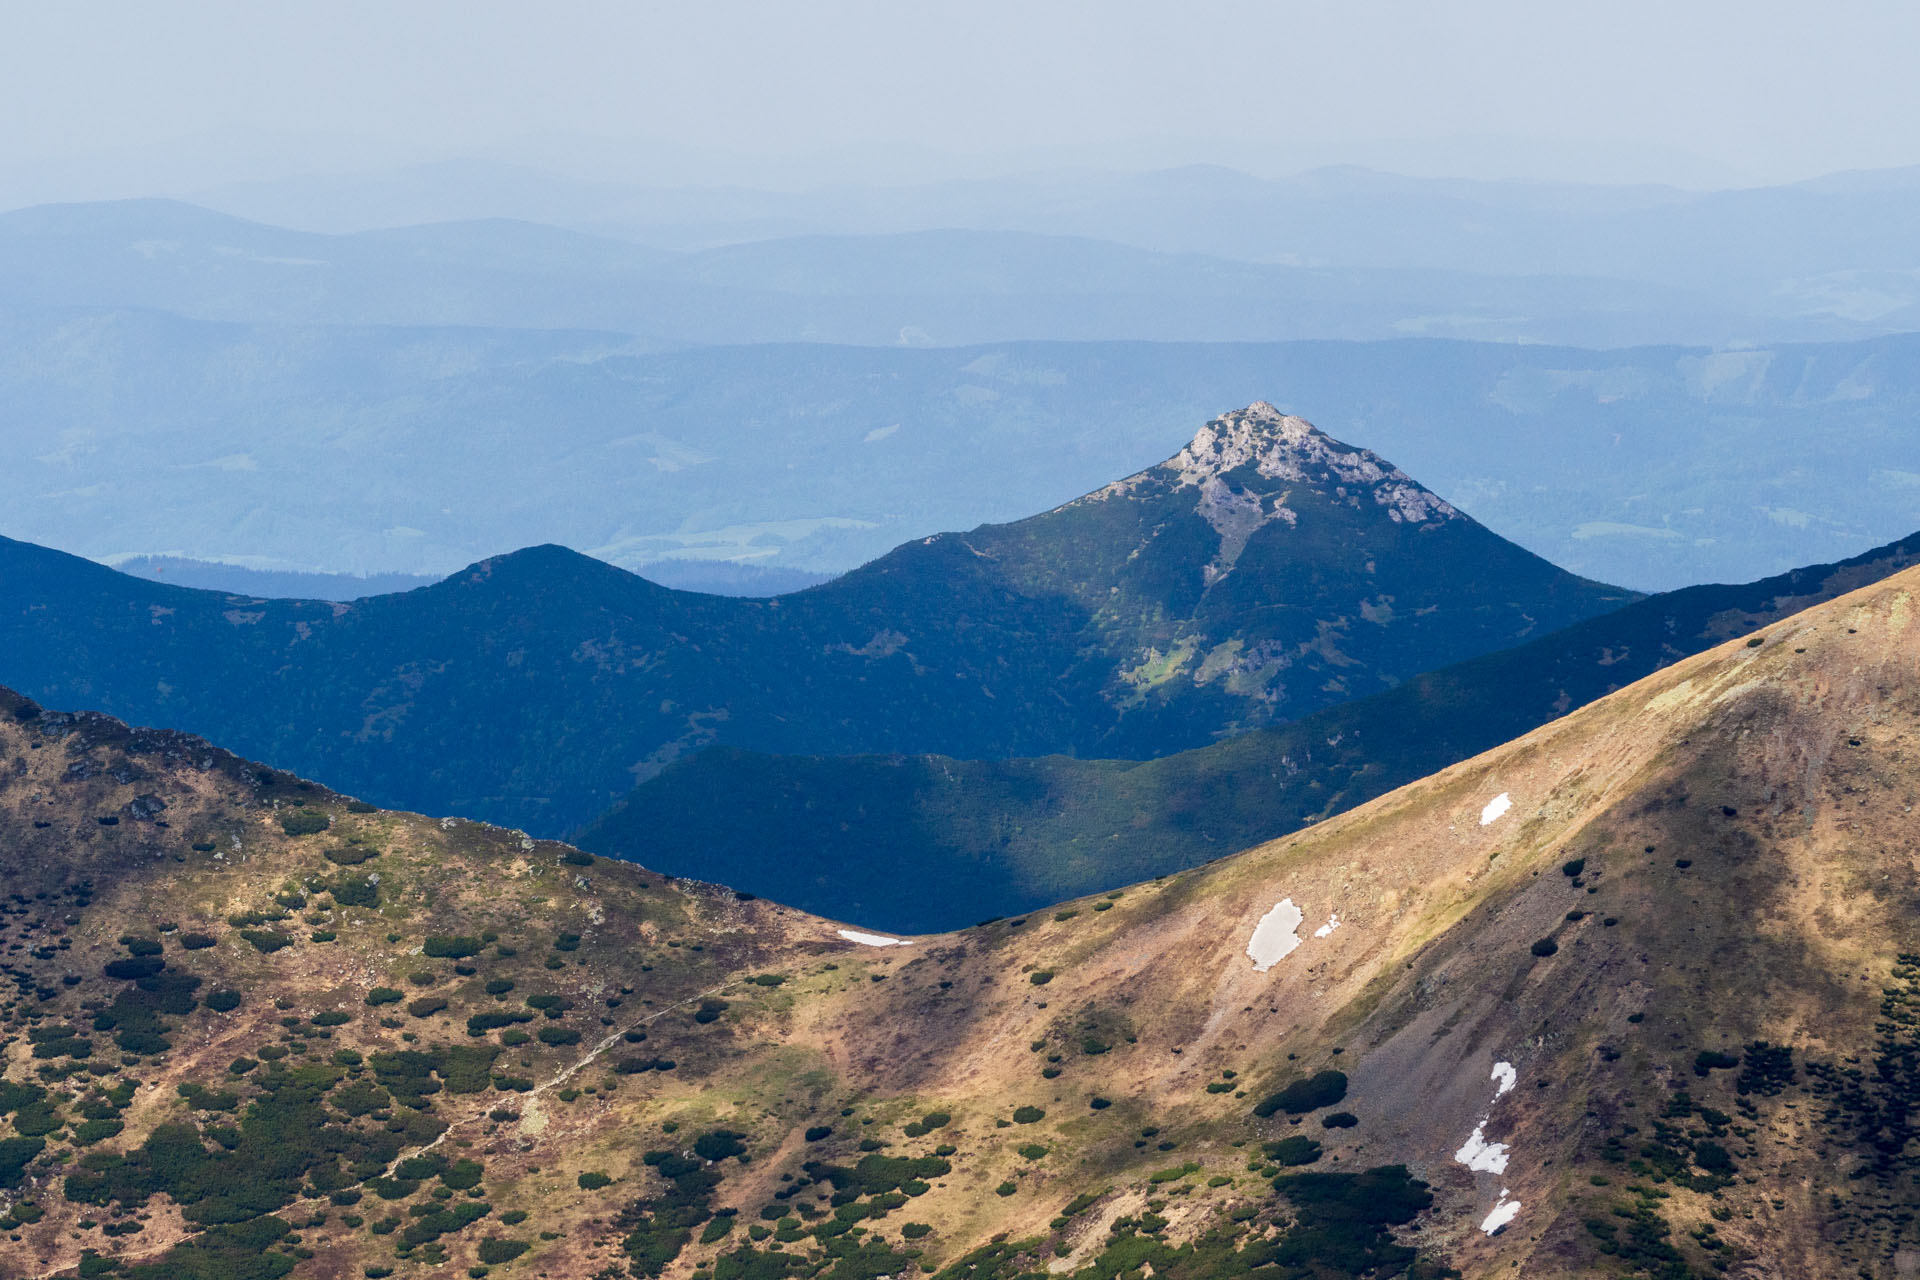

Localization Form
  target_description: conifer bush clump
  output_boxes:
[1694,1050,1740,1076]
[477,1237,529,1263]
[241,928,294,953]
[324,844,379,866]
[280,808,331,836]
[1253,1070,1347,1118]
[902,1111,950,1137]
[1265,1136,1323,1166]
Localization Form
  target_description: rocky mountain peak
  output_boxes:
[1164,402,1459,526]
[1072,403,1459,531]
[1170,400,1320,475]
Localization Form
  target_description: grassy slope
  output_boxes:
[583,528,1920,933]
[3,567,1920,1276]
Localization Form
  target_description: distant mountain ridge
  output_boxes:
[110,554,831,600]
[0,406,1632,834]
[582,524,1920,931]
[11,314,1920,591]
[0,196,1841,350]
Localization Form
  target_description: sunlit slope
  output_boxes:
[3,565,1918,1277]
[758,563,1920,1278]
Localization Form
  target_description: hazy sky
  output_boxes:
[5,0,1920,187]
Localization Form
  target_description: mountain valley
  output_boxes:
[586,527,1920,931]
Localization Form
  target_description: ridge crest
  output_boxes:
[1158,403,1461,528]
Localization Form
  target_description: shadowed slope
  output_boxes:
[584,526,1920,931]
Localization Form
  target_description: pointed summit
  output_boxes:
[1164,403,1459,527]
[1171,400,1321,474]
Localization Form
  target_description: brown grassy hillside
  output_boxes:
[2,565,1918,1279]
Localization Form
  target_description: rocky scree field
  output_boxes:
[1,565,1919,1277]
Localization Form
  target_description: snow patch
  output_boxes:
[1453,1123,1511,1175]
[1479,793,1511,825]
[1491,1061,1516,1097]
[1480,1191,1521,1235]
[837,930,907,948]
[1246,899,1305,972]
[1313,913,1341,938]
[1455,1060,1523,1232]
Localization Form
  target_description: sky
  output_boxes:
[3,0,1920,189]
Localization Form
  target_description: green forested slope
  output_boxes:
[584,527,1920,930]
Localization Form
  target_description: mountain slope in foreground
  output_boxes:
[4,568,1920,1278]
[0,403,1634,835]
[585,527,1920,932]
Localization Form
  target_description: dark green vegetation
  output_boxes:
[1264,1136,1323,1167]
[587,528,1920,929]
[932,1165,1448,1280]
[0,406,1630,850]
[1253,1071,1347,1119]
[1569,969,1920,1280]
[0,692,817,1278]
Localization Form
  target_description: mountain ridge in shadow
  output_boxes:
[581,524,1920,930]
[0,405,1632,835]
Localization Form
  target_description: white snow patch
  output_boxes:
[1480,1191,1521,1235]
[1246,899,1305,972]
[1453,1123,1511,1175]
[1491,1061,1516,1097]
[837,929,907,948]
[1313,913,1341,938]
[1479,792,1512,825]
[1455,1061,1522,1233]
